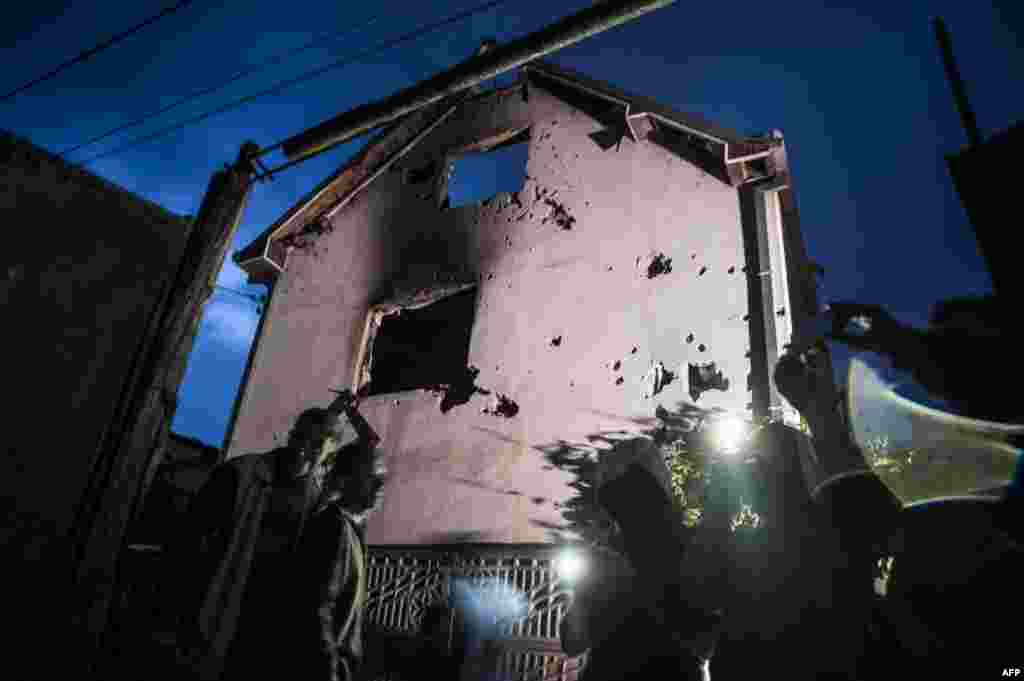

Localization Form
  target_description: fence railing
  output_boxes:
[115,542,587,680]
[364,543,587,681]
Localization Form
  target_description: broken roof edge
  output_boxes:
[233,117,406,268]
[235,61,779,281]
[523,60,778,162]
[234,86,514,278]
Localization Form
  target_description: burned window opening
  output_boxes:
[366,287,478,396]
[445,134,529,209]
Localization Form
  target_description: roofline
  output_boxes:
[234,61,778,281]
[523,60,776,160]
[234,90,487,276]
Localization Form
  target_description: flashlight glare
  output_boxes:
[709,415,747,455]
[556,550,585,580]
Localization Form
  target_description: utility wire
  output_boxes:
[59,13,382,157]
[73,0,512,167]
[2,0,195,104]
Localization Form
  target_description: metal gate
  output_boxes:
[365,544,587,680]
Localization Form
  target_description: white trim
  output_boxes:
[762,186,800,428]
[526,66,728,147]
[324,103,462,223]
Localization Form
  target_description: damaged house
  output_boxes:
[229,60,817,672]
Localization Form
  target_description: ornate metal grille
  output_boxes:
[365,544,587,681]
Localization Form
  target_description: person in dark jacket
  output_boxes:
[173,393,382,681]
[172,407,335,680]
[559,438,711,681]
[293,397,385,681]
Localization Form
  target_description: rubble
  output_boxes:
[698,266,707,276]
[631,346,638,354]
[728,266,736,274]
[612,360,621,371]
[550,335,563,347]
[482,393,519,418]
[688,362,730,402]
[642,361,676,399]
[685,333,695,344]
[615,377,624,386]
[698,344,707,352]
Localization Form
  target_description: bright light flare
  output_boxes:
[555,549,586,581]
[708,415,748,456]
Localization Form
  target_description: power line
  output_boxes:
[59,13,382,158]
[73,0,512,167]
[2,0,195,104]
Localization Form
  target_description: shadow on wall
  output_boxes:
[532,401,717,550]
[362,167,482,306]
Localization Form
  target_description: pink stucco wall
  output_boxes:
[228,83,774,545]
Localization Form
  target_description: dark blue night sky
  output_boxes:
[3,1,1020,447]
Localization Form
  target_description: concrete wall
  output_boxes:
[0,132,190,581]
[229,85,778,545]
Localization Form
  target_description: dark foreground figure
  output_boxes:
[562,297,1023,680]
[171,393,383,681]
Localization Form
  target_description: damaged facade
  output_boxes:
[230,61,817,546]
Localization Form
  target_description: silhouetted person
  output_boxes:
[560,439,710,681]
[172,393,381,680]
[786,301,1024,677]
[289,396,384,681]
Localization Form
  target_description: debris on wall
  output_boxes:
[685,333,695,344]
[636,252,673,279]
[540,197,576,230]
[688,362,730,402]
[642,361,676,399]
[280,218,335,251]
[612,360,621,371]
[482,393,519,418]
[438,365,489,414]
[698,266,708,276]
[550,335,563,347]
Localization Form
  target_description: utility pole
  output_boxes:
[935,17,1021,301]
[71,143,258,678]
[933,17,983,148]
